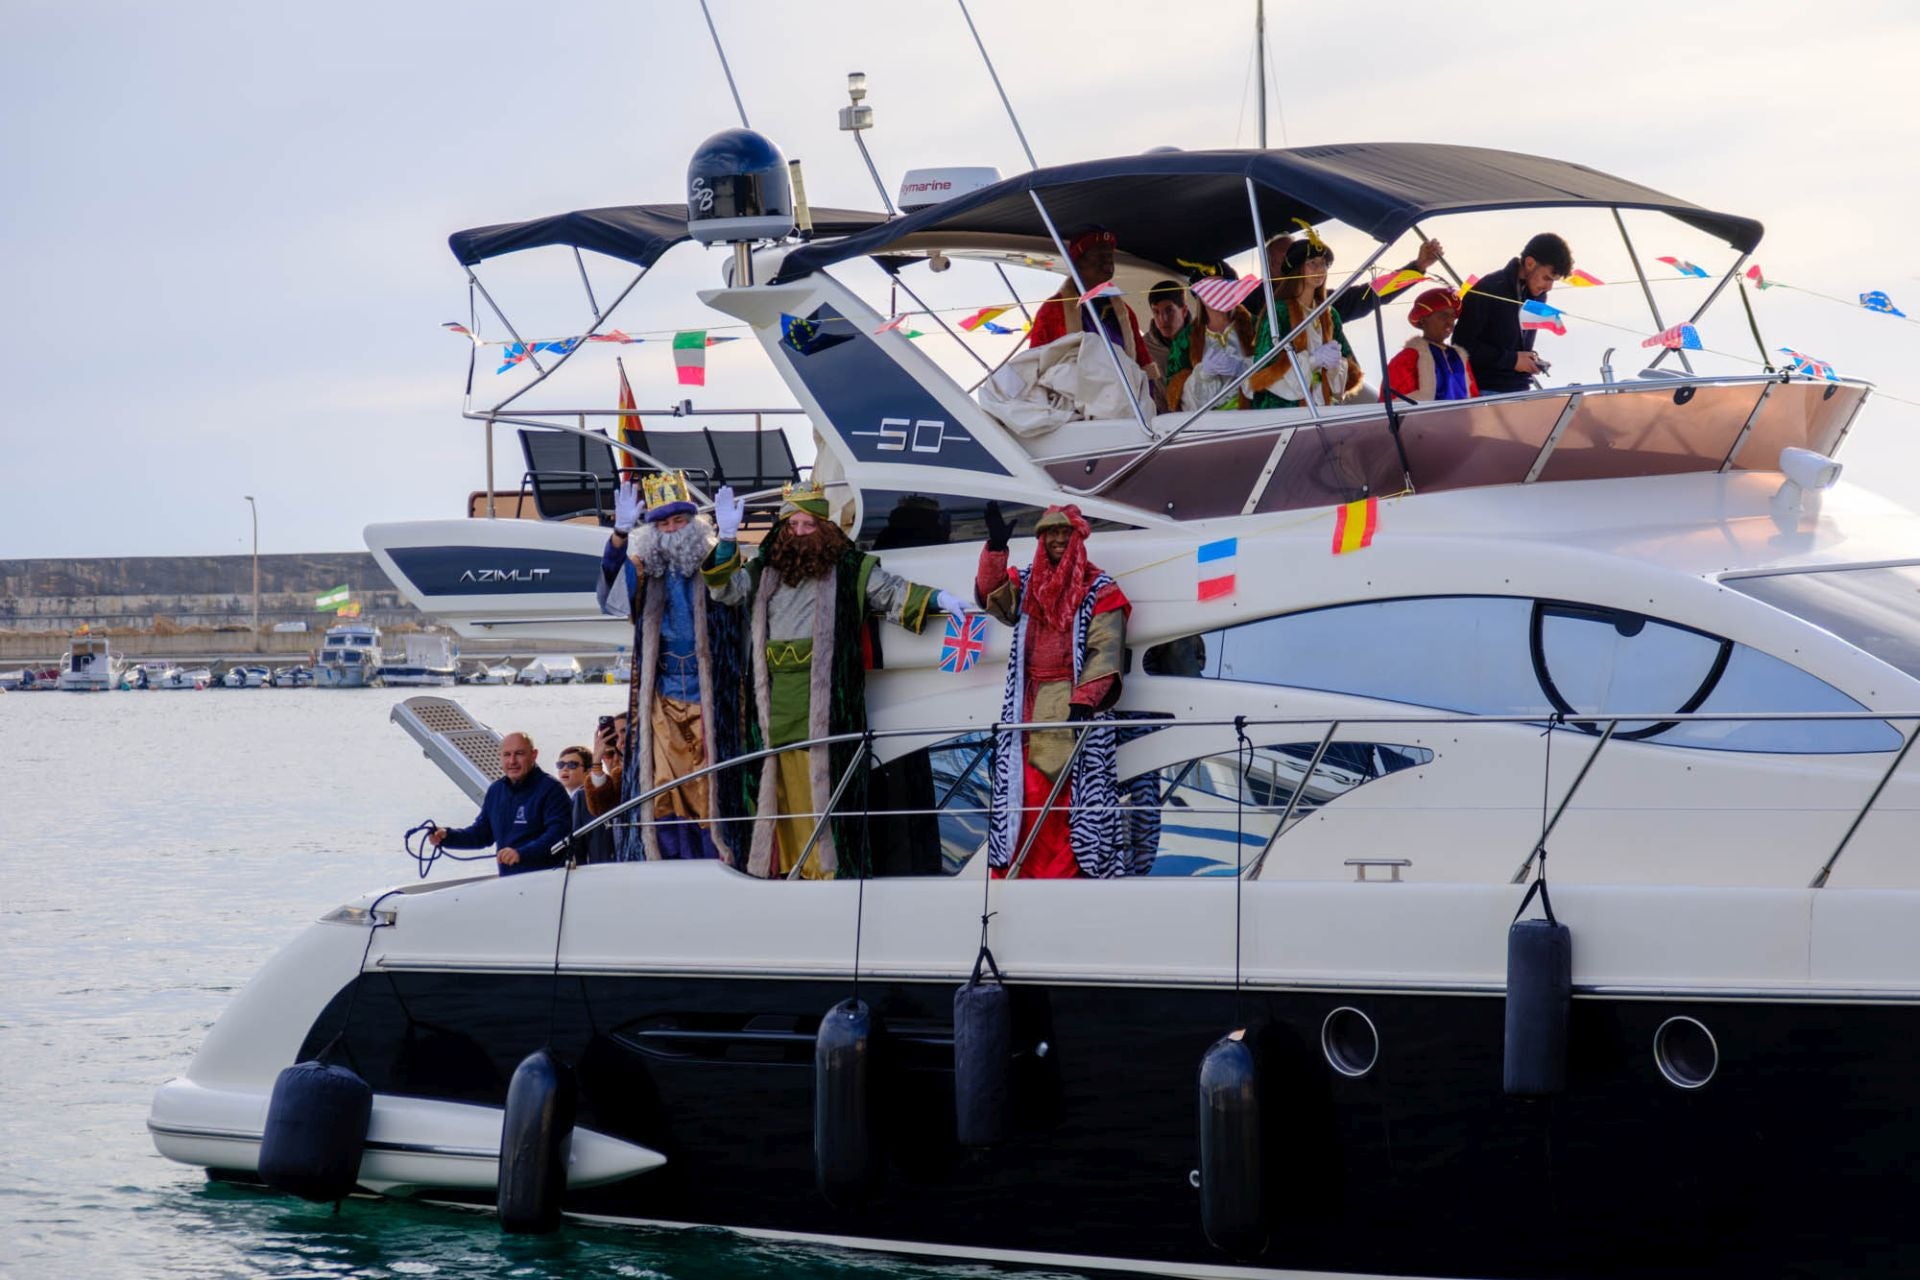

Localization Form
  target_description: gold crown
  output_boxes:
[779,478,830,518]
[642,470,693,512]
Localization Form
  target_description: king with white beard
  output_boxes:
[594,472,749,863]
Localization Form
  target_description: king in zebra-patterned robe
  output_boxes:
[977,502,1153,879]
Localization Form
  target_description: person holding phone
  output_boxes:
[1452,232,1573,395]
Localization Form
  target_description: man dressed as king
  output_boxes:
[704,480,968,879]
[976,501,1152,879]
[594,471,749,862]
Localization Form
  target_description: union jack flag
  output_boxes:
[939,612,988,674]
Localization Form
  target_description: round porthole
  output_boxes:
[1321,1006,1379,1078]
[1653,1015,1718,1089]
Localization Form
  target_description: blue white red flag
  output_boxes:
[1657,257,1710,278]
[1520,300,1566,336]
[939,613,988,674]
[1078,280,1122,305]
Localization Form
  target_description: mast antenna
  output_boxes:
[956,0,1037,170]
[1256,0,1267,149]
[698,0,750,128]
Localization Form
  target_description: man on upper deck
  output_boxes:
[429,732,572,875]
[1452,233,1572,396]
[1027,226,1155,377]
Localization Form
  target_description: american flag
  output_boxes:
[1641,323,1702,350]
[938,613,988,674]
[1190,276,1262,313]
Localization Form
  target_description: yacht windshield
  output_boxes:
[1728,565,1920,681]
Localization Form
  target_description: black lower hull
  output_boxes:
[301,973,1920,1278]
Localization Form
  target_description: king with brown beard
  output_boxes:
[977,500,1148,879]
[705,480,969,879]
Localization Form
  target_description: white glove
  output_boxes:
[936,590,969,617]
[1200,342,1245,378]
[613,481,641,533]
[1311,340,1345,372]
[713,485,743,541]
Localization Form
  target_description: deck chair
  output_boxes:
[517,429,620,522]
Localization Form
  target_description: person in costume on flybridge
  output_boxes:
[975,500,1155,879]
[704,480,971,880]
[594,471,749,863]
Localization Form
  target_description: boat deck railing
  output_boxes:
[551,708,1920,891]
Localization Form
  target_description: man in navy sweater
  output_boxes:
[429,732,573,875]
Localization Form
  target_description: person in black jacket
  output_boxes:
[429,733,573,875]
[1452,233,1574,396]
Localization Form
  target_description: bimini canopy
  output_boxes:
[449,203,892,270]
[773,144,1764,282]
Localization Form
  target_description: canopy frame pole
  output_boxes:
[467,269,546,376]
[484,414,498,517]
[1612,209,1693,375]
[1244,719,1339,880]
[1028,190,1156,440]
[1073,235,1392,498]
[1647,251,1751,373]
[1411,221,1463,289]
[1245,177,1319,423]
[889,268,995,375]
[572,247,601,315]
[993,263,1033,323]
[490,267,649,416]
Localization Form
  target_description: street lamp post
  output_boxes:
[243,495,259,648]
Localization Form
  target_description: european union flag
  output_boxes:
[779,310,854,357]
[1860,291,1907,318]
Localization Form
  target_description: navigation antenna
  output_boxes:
[697,0,750,128]
[956,0,1037,170]
[838,73,896,216]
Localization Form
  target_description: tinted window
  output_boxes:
[1161,596,1899,754]
[1728,565,1920,681]
[856,489,1135,550]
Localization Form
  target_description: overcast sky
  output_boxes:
[6,0,1919,559]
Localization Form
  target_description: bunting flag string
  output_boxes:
[1190,275,1263,313]
[1369,268,1429,295]
[1642,323,1703,350]
[958,305,1011,331]
[672,330,709,386]
[1861,291,1907,318]
[872,313,910,335]
[1656,256,1710,278]
[1565,269,1605,287]
[1780,347,1840,381]
[1520,299,1567,336]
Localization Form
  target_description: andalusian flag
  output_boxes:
[315,584,350,610]
[1331,498,1377,555]
[615,358,644,474]
[672,330,708,386]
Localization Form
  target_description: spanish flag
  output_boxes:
[1331,498,1377,555]
[615,358,643,477]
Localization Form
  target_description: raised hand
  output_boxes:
[613,481,642,533]
[983,500,1014,552]
[713,485,744,541]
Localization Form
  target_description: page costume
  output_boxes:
[977,504,1153,879]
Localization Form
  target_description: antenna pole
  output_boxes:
[698,0,750,128]
[956,0,1037,170]
[1256,0,1267,149]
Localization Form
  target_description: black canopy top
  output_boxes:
[773,144,1763,283]
[448,203,891,269]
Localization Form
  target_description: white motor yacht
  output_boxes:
[220,664,272,689]
[55,635,123,691]
[380,633,459,688]
[514,655,580,685]
[161,140,1920,1280]
[313,623,383,688]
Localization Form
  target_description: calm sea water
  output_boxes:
[0,687,1092,1280]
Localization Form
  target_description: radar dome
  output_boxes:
[686,128,795,245]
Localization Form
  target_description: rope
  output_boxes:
[543,850,577,1046]
[402,819,495,880]
[316,887,404,1073]
[1232,715,1252,1022]
[1513,713,1565,926]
